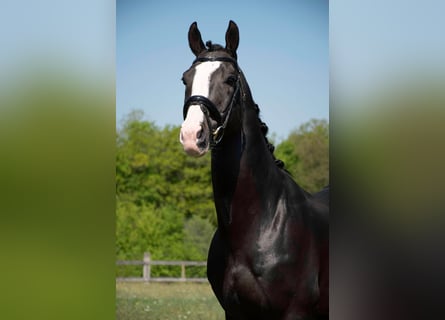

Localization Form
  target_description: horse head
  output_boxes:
[180,21,243,157]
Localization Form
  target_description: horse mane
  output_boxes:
[253,103,286,170]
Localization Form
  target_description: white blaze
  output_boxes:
[191,61,222,97]
[180,62,222,156]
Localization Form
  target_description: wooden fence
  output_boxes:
[116,252,208,283]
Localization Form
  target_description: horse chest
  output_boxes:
[221,256,277,318]
[216,215,322,318]
[220,239,295,315]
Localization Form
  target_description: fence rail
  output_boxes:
[116,252,208,283]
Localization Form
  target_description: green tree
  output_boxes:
[275,119,329,193]
[116,112,329,279]
[116,201,185,277]
[116,110,214,221]
[116,110,216,277]
[183,215,214,261]
[183,215,214,277]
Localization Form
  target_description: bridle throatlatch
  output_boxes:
[183,56,242,147]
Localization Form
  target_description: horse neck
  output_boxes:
[210,79,281,229]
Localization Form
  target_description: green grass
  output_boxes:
[116,282,225,320]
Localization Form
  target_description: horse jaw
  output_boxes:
[180,105,210,157]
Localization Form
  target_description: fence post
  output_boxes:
[181,262,186,281]
[143,252,151,282]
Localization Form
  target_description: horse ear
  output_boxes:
[225,20,239,58]
[188,22,206,57]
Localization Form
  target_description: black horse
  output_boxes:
[180,21,328,320]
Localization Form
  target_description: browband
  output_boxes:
[193,57,239,70]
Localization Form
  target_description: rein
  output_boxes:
[183,56,242,147]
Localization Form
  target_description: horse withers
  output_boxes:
[180,21,329,320]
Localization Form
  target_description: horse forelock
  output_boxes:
[205,41,224,52]
[198,42,236,60]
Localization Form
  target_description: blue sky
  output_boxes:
[117,0,328,140]
[2,0,444,137]
[331,0,445,102]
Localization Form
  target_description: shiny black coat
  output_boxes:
[185,21,329,320]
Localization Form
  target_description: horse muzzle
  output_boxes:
[180,104,210,157]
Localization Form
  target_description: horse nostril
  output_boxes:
[196,128,204,141]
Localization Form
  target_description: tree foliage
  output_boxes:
[116,111,214,276]
[275,119,329,193]
[116,111,329,276]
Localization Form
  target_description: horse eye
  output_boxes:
[225,76,237,87]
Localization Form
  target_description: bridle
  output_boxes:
[183,56,242,147]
